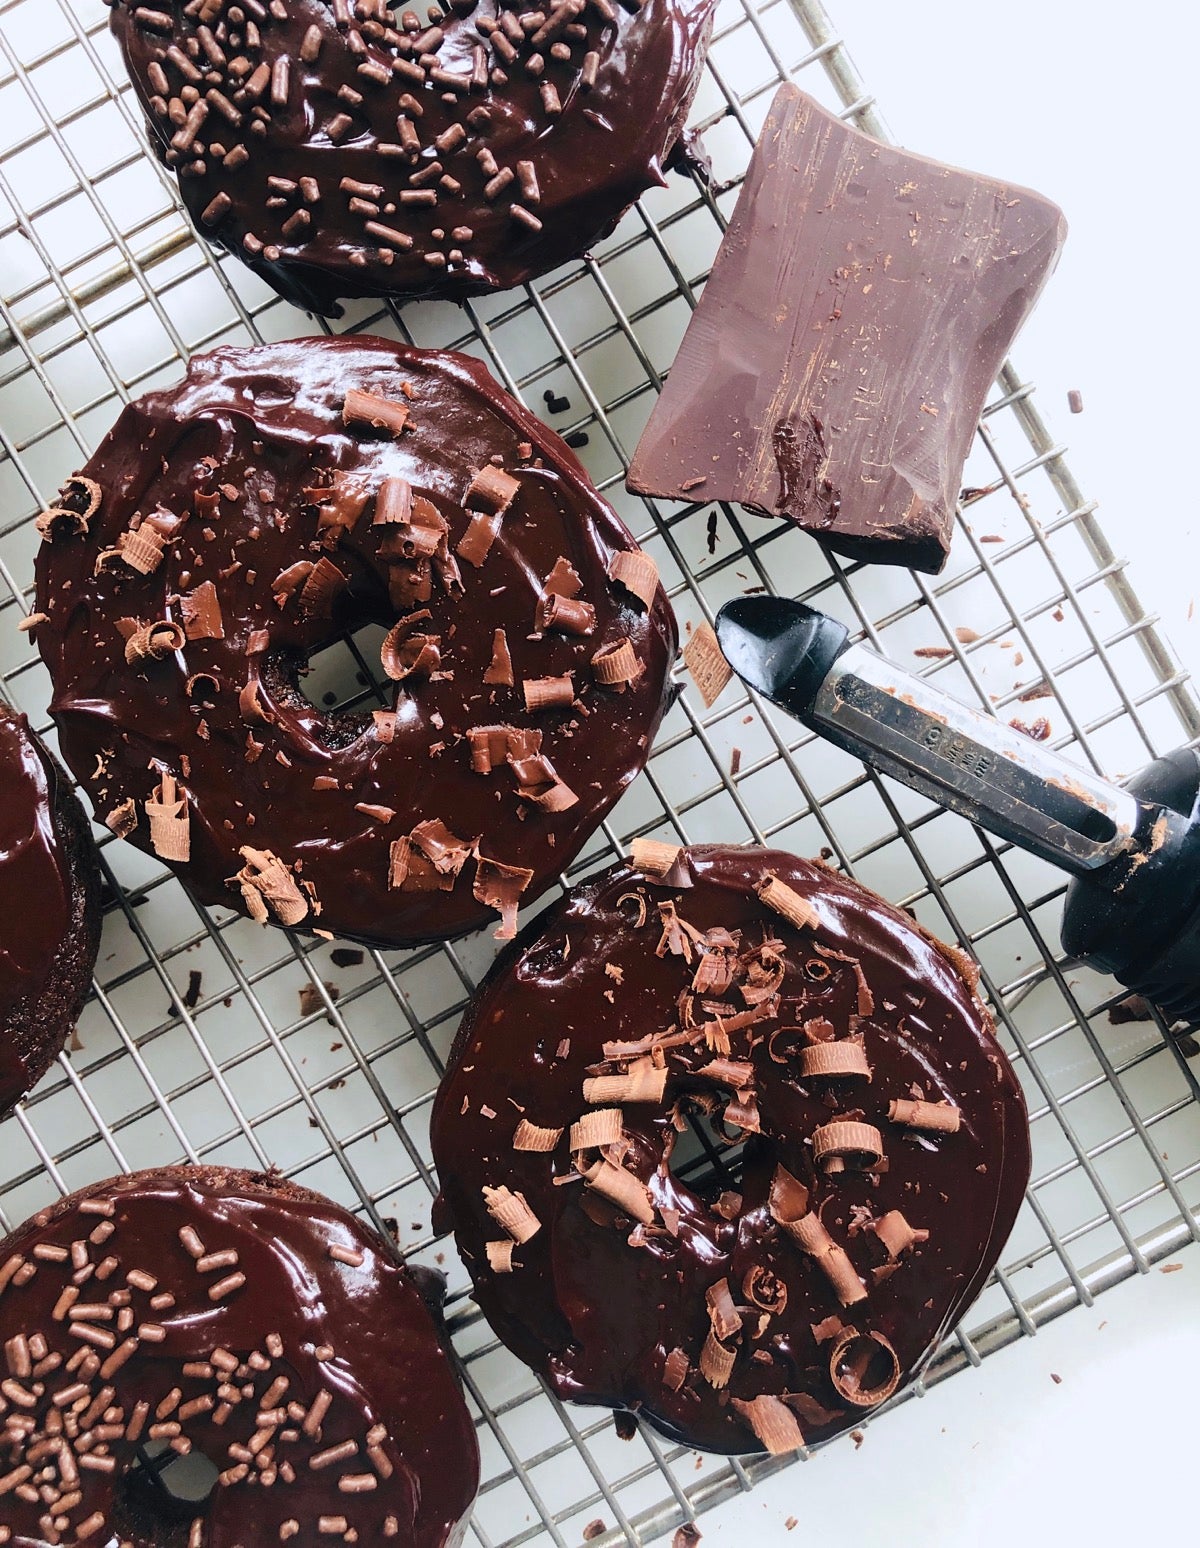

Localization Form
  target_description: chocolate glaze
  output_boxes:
[627,85,1067,573]
[109,0,716,316]
[431,846,1029,1453]
[0,710,102,1120]
[33,336,676,947]
[0,1165,477,1547]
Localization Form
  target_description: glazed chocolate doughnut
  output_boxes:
[431,844,1030,1455]
[0,707,102,1121]
[33,336,675,947]
[0,1165,478,1547]
[108,0,717,315]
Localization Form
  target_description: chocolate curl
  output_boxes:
[662,1348,690,1392]
[381,626,440,682]
[682,621,732,708]
[513,1119,563,1153]
[798,1041,872,1080]
[389,560,432,609]
[239,677,274,725]
[388,837,416,891]
[312,471,370,546]
[582,1158,654,1225]
[482,1185,541,1244]
[569,1108,623,1152]
[767,1165,810,1231]
[888,1098,961,1133]
[410,818,475,880]
[828,1328,901,1407]
[785,1212,867,1308]
[299,556,349,618]
[724,1087,761,1134]
[179,581,224,641]
[372,475,414,526]
[465,464,520,515]
[730,1395,805,1455]
[582,1057,667,1106]
[124,620,186,665]
[755,873,820,931]
[272,559,314,605]
[342,388,410,437]
[811,1120,884,1175]
[535,591,595,636]
[469,725,542,774]
[120,521,168,575]
[455,511,502,568]
[871,1210,929,1260]
[542,556,583,598]
[35,474,102,540]
[592,638,642,690]
[630,837,682,878]
[473,855,534,939]
[523,674,574,711]
[484,628,514,686]
[485,1240,516,1273]
[655,899,704,962]
[377,497,448,561]
[696,1058,754,1089]
[145,773,190,862]
[705,1278,741,1342]
[742,1265,788,1315]
[509,754,578,812]
[236,847,309,927]
[698,1330,736,1389]
[104,798,137,839]
[373,710,397,743]
[607,549,659,609]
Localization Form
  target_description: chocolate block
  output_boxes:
[628,85,1067,573]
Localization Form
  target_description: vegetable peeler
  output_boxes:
[715,596,1200,1022]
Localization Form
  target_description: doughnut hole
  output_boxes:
[110,1442,221,1542]
[263,619,394,750]
[665,1098,750,1203]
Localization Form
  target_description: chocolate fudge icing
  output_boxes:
[33,336,676,947]
[0,1165,478,1547]
[431,844,1029,1454]
[627,85,1067,573]
[109,0,717,315]
[0,709,102,1120]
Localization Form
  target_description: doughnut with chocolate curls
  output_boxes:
[431,844,1030,1454]
[108,0,718,315]
[33,336,676,946]
[0,1165,478,1547]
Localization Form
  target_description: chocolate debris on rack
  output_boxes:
[431,844,1029,1454]
[0,1166,478,1548]
[33,336,676,947]
[108,0,718,315]
[627,84,1067,574]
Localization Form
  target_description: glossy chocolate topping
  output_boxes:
[0,1166,478,1548]
[33,336,676,947]
[627,85,1067,573]
[0,710,101,1121]
[431,845,1029,1454]
[109,0,716,315]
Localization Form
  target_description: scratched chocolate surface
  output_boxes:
[109,0,717,314]
[32,336,676,947]
[431,845,1029,1454]
[627,84,1067,573]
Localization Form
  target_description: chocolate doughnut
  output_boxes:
[33,336,676,947]
[430,844,1030,1454]
[0,1165,478,1547]
[0,707,102,1121]
[108,0,717,315]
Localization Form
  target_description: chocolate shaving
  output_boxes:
[682,622,732,708]
[730,1394,805,1455]
[468,725,542,774]
[607,549,659,609]
[827,1328,901,1407]
[630,837,683,878]
[509,754,579,812]
[373,476,414,526]
[473,855,534,939]
[35,475,102,540]
[485,1240,516,1273]
[798,1041,872,1080]
[512,1119,563,1152]
[522,674,574,711]
[698,1329,736,1389]
[465,464,520,515]
[756,873,820,931]
[811,1120,884,1175]
[811,1314,846,1345]
[411,818,475,880]
[582,1158,654,1224]
[313,471,371,545]
[235,846,309,927]
[455,511,502,568]
[104,798,138,839]
[569,1108,623,1152]
[705,1278,741,1342]
[119,519,169,575]
[887,1099,961,1134]
[592,637,643,690]
[870,1210,929,1260]
[536,591,596,636]
[542,556,584,598]
[381,625,440,682]
[781,1211,867,1307]
[343,388,410,437]
[124,619,186,665]
[482,1185,541,1244]
[179,581,225,640]
[484,628,514,686]
[299,556,349,618]
[373,709,397,742]
[146,772,190,862]
[662,1347,690,1393]
[583,1057,667,1105]
[697,1058,754,1089]
[723,1087,761,1134]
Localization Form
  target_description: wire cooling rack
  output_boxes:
[1,1,1198,1543]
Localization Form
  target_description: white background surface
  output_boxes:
[695,7,1199,1544]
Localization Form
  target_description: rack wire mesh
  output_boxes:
[1,0,1198,1542]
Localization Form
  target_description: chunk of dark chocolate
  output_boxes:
[628,85,1067,574]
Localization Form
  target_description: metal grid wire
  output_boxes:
[1,0,1198,1541]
